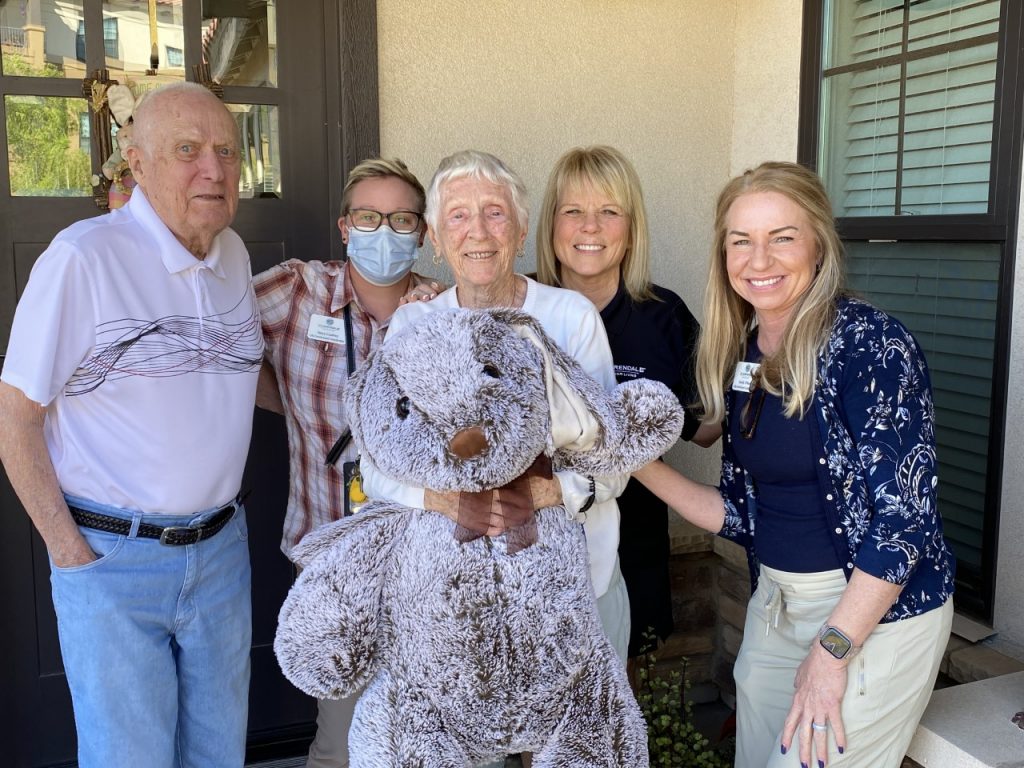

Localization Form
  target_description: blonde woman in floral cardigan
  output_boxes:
[634,161,954,768]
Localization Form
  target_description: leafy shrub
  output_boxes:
[634,634,734,767]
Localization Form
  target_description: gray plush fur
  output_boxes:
[274,308,684,767]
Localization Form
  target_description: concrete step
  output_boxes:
[905,671,1024,767]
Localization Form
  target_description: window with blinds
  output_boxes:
[810,0,1013,619]
[846,241,999,601]
[820,0,1000,217]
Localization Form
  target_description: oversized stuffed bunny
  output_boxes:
[274,308,684,767]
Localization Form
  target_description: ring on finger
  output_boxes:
[811,721,828,732]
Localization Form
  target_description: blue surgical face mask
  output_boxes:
[346,227,420,286]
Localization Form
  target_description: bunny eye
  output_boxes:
[396,396,411,419]
[482,364,501,378]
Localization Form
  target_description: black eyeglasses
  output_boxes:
[739,372,766,440]
[347,209,422,234]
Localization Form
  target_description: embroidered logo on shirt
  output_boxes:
[614,364,646,379]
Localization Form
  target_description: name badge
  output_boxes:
[307,314,346,344]
[731,361,760,393]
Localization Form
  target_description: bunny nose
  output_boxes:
[449,426,488,459]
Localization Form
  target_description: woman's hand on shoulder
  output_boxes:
[399,280,445,305]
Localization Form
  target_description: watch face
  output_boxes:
[820,627,852,658]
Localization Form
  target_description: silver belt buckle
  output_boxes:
[159,526,193,546]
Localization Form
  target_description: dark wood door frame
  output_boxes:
[0,2,380,765]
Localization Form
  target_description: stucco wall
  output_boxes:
[376,0,1024,662]
[995,184,1024,660]
[377,0,802,486]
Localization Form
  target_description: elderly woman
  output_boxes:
[361,149,631,654]
[634,162,954,768]
[534,145,720,659]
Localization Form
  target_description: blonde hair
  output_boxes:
[696,161,844,422]
[340,157,426,217]
[536,146,655,302]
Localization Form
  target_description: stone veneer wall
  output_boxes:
[657,518,750,705]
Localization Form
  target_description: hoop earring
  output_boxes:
[433,250,442,266]
[516,248,525,259]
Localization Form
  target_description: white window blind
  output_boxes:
[821,0,1000,217]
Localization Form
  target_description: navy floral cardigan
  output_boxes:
[718,296,955,622]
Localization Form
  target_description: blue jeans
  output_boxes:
[50,494,252,768]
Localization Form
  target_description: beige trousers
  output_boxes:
[734,565,953,768]
[305,693,358,768]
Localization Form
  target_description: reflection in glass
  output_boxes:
[1,0,86,78]
[6,95,91,196]
[103,0,185,84]
[233,103,280,198]
[202,0,277,87]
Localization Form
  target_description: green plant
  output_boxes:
[3,53,92,196]
[634,632,734,767]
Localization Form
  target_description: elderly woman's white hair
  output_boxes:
[424,150,529,233]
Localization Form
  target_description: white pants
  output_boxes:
[733,565,952,768]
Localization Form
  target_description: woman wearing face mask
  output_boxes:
[254,157,438,768]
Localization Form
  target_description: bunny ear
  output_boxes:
[107,84,136,127]
[511,322,603,454]
[486,309,617,454]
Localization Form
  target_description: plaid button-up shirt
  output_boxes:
[254,259,424,558]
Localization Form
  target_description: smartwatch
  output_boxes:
[818,624,860,660]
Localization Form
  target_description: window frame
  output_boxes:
[166,45,184,68]
[798,0,1024,621]
[75,16,119,62]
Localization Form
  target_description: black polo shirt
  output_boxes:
[600,281,702,654]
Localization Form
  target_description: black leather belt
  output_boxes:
[68,495,242,546]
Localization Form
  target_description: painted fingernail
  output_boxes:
[801,762,809,768]
[819,761,826,768]
[838,746,845,754]
[780,745,787,755]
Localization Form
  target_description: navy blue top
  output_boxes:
[730,344,842,573]
[600,281,701,654]
[718,298,955,622]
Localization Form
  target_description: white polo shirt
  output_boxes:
[1,189,263,515]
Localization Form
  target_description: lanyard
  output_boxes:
[324,303,356,466]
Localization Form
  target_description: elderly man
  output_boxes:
[0,82,262,768]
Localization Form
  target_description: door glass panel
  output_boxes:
[102,0,185,83]
[6,95,92,196]
[232,103,280,198]
[202,0,277,87]
[1,0,86,78]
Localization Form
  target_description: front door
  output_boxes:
[0,1,378,765]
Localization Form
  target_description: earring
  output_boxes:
[516,248,525,259]
[433,250,442,266]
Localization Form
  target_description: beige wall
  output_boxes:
[378,0,1024,662]
[378,0,803,485]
